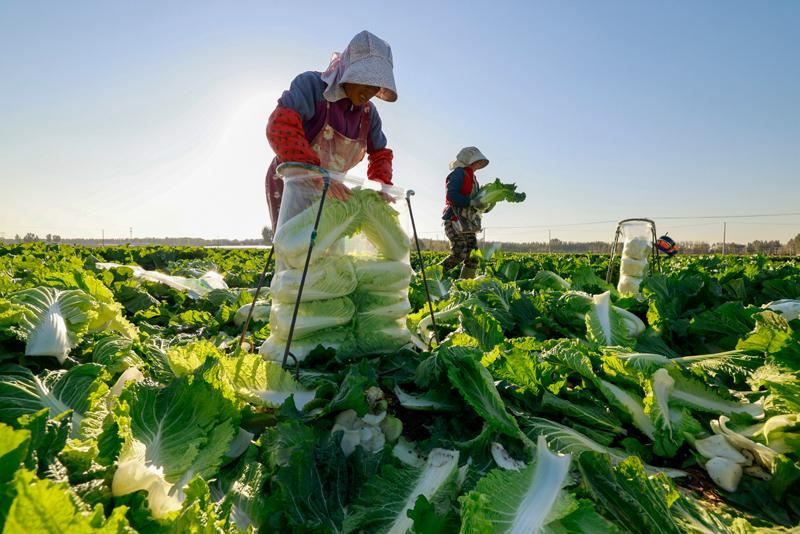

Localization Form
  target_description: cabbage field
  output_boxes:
[1,243,799,533]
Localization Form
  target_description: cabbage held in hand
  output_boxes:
[354,189,410,261]
[472,179,526,212]
[273,196,361,269]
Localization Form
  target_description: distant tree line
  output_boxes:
[2,229,797,256]
[419,233,800,256]
[2,227,273,247]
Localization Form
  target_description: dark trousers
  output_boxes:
[442,220,478,271]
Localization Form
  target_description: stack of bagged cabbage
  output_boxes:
[260,188,414,361]
[617,235,651,296]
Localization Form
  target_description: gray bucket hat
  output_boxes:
[321,31,398,103]
[449,147,489,170]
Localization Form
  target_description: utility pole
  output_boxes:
[722,222,726,255]
[102,229,105,247]
[548,230,551,253]
[129,227,133,240]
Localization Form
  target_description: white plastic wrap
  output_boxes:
[259,327,356,363]
[270,257,357,303]
[355,317,412,355]
[621,236,651,260]
[616,221,653,297]
[268,297,355,339]
[617,275,643,295]
[620,257,648,277]
[267,165,413,359]
[352,258,414,292]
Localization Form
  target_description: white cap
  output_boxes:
[449,147,489,171]
[321,31,397,103]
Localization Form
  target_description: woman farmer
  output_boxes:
[441,147,489,279]
[265,30,397,229]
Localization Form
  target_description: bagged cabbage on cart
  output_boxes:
[272,196,361,269]
[352,259,414,292]
[269,297,355,339]
[355,188,410,261]
[355,317,411,355]
[270,257,357,303]
[353,290,411,319]
[259,326,356,363]
[620,257,648,277]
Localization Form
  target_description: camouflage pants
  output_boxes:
[442,220,478,271]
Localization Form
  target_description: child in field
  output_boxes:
[265,30,397,229]
[441,147,489,279]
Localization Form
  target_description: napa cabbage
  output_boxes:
[352,258,414,292]
[269,297,355,339]
[8,287,96,363]
[272,195,361,269]
[585,291,645,347]
[270,256,357,303]
[259,326,357,363]
[354,188,411,261]
[472,178,526,212]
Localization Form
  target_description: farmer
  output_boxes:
[265,30,397,229]
[441,146,489,279]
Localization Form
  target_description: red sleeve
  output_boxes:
[266,106,321,165]
[367,148,393,185]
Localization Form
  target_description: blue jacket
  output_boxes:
[442,167,479,220]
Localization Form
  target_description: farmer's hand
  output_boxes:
[329,181,351,201]
[378,191,396,203]
[311,177,351,200]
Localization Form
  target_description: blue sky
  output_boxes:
[1,1,798,244]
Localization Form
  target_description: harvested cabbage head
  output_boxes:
[270,257,357,303]
[269,297,355,339]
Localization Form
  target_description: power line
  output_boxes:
[654,211,800,220]
[465,211,800,232]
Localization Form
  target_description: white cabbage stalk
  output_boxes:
[670,389,764,419]
[598,379,656,439]
[508,436,572,533]
[225,428,254,460]
[385,449,459,534]
[392,437,425,467]
[591,292,615,342]
[705,457,743,492]
[112,440,182,518]
[490,442,526,470]
[710,416,776,471]
[694,435,748,464]
[12,287,96,363]
[108,367,145,399]
[762,300,800,322]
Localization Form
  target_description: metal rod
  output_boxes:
[405,190,440,346]
[722,222,727,255]
[606,226,622,283]
[238,245,275,350]
[281,173,331,370]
